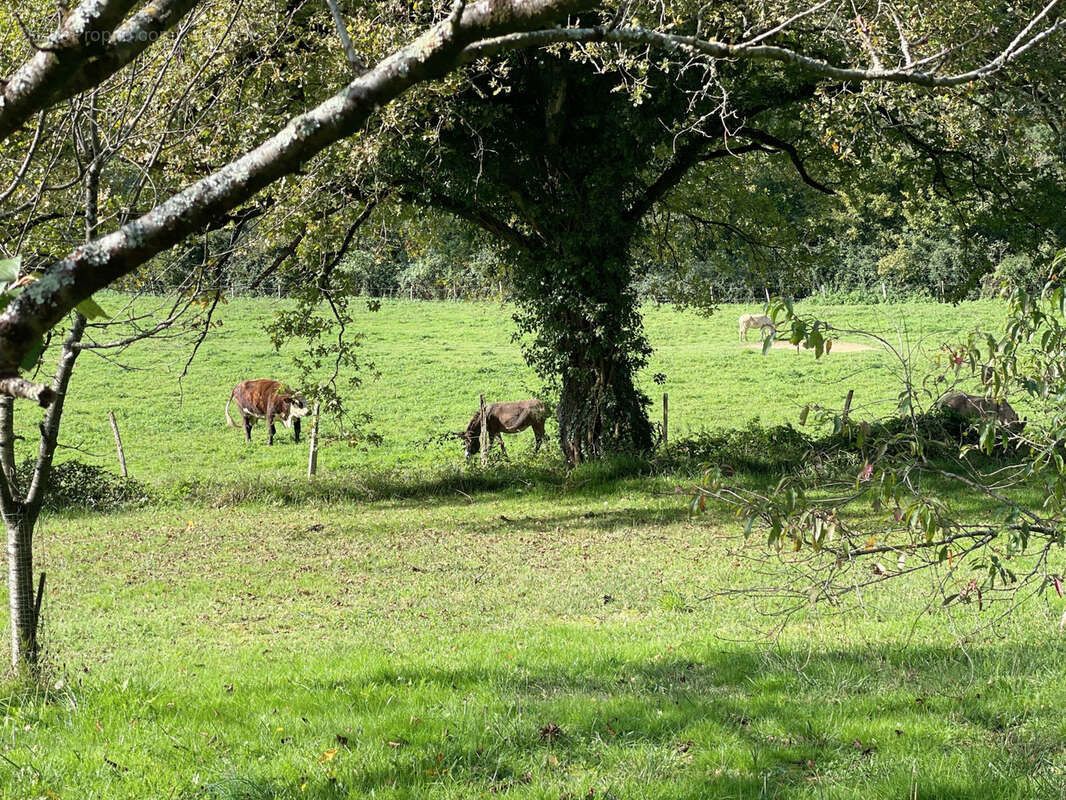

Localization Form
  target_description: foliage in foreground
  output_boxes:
[696,259,1066,614]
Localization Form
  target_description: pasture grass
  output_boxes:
[3,296,1066,799]
[16,294,1009,486]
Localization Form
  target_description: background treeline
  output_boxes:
[137,189,1063,305]
[130,115,1066,306]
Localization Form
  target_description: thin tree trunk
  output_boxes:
[6,512,36,669]
[2,96,100,669]
[3,313,87,669]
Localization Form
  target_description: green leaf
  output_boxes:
[811,330,824,358]
[0,256,20,284]
[743,514,756,538]
[978,420,995,454]
[761,334,773,355]
[0,290,16,314]
[75,296,109,320]
[19,336,44,371]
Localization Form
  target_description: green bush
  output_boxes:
[660,407,1022,480]
[658,419,815,474]
[22,459,152,512]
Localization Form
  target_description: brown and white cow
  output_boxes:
[459,398,547,458]
[225,379,311,445]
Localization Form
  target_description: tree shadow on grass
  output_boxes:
[165,457,702,512]
[178,641,1066,800]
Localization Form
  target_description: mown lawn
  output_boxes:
[3,296,1065,799]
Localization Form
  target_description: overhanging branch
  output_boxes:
[0,0,202,143]
[0,0,593,390]
[460,13,1066,86]
[739,129,835,194]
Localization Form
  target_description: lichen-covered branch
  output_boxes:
[0,0,201,143]
[460,12,1066,86]
[0,0,593,387]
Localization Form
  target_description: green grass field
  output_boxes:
[4,296,1066,799]
[28,296,1010,484]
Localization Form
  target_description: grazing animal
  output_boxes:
[940,392,1022,427]
[939,392,1026,448]
[225,379,311,445]
[739,313,776,342]
[459,398,547,458]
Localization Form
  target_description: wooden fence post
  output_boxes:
[662,393,669,446]
[479,394,489,466]
[108,411,127,478]
[842,389,854,425]
[307,403,321,478]
[32,571,45,642]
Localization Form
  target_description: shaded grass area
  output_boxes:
[9,633,1066,799]
[3,478,1064,798]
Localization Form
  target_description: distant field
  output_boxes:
[5,295,1065,800]
[20,294,1012,486]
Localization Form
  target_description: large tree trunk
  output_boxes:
[514,243,654,463]
[556,350,653,463]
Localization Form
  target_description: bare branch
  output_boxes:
[852,14,884,71]
[739,0,835,48]
[0,378,54,408]
[460,14,1066,87]
[317,197,383,291]
[0,113,46,205]
[739,129,835,194]
[72,297,198,351]
[247,229,308,292]
[323,0,367,74]
[890,10,914,67]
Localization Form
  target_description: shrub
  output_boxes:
[22,459,152,512]
[661,407,1021,480]
[658,419,815,474]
